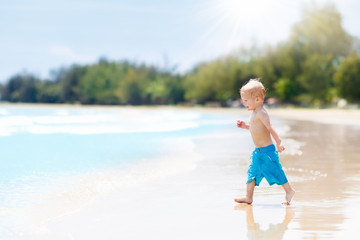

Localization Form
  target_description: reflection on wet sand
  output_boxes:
[233,119,360,239]
[281,120,360,239]
[235,204,295,240]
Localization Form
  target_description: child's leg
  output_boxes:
[281,182,295,205]
[234,179,255,204]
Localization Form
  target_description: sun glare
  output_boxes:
[199,0,284,52]
[215,0,272,23]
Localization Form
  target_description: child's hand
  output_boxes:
[237,120,245,128]
[277,142,285,153]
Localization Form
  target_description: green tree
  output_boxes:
[2,74,39,102]
[282,2,353,104]
[116,67,144,105]
[60,65,87,103]
[275,78,297,102]
[37,81,62,103]
[289,3,352,57]
[165,74,185,104]
[184,57,243,104]
[296,53,335,104]
[146,76,169,104]
[247,53,277,95]
[80,61,125,104]
[334,54,360,102]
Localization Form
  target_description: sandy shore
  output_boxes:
[2,105,360,239]
[190,106,360,128]
[268,108,360,126]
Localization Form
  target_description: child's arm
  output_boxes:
[237,120,250,130]
[258,112,285,152]
[269,126,285,152]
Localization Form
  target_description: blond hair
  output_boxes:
[240,79,266,100]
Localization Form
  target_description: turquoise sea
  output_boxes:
[0,105,241,210]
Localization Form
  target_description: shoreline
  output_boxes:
[1,102,360,119]
[268,108,360,126]
[2,104,359,239]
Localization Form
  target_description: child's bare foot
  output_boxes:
[282,188,295,205]
[234,197,253,204]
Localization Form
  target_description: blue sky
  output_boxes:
[1,0,359,82]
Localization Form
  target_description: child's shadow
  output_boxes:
[234,204,295,240]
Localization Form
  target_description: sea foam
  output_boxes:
[0,107,201,136]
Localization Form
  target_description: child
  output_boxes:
[234,79,295,205]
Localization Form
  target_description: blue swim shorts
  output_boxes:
[247,144,288,186]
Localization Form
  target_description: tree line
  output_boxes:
[1,3,360,106]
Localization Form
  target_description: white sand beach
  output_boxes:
[1,106,360,240]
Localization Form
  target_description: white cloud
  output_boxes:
[49,45,97,63]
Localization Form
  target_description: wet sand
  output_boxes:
[25,108,360,239]
[274,116,360,239]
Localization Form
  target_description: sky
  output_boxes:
[1,0,359,82]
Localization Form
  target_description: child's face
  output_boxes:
[241,92,261,111]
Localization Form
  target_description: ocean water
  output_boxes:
[0,105,240,212]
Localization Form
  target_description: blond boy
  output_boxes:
[234,79,295,205]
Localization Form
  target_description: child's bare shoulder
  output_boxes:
[258,107,270,119]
